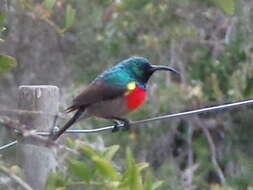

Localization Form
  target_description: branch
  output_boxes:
[20,0,63,35]
[0,116,79,153]
[0,165,34,190]
[194,117,226,184]
[0,116,55,147]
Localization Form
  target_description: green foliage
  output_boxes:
[0,54,17,73]
[0,14,17,72]
[47,141,162,190]
[2,0,253,189]
[65,5,76,30]
[43,0,56,9]
[0,13,6,41]
[47,171,67,190]
[20,0,76,34]
[211,0,235,15]
[68,159,94,181]
[0,14,4,25]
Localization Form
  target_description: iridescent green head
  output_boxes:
[120,57,179,83]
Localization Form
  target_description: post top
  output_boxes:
[19,85,59,90]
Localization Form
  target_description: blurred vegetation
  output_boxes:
[1,0,253,189]
[47,139,162,190]
[0,14,17,73]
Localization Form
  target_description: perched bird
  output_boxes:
[52,57,179,140]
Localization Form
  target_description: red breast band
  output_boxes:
[125,86,147,110]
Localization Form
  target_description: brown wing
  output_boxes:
[66,80,126,112]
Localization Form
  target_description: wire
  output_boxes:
[1,98,253,150]
[0,140,17,151]
[38,98,253,134]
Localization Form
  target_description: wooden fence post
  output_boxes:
[17,85,59,190]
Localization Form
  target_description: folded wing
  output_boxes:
[66,80,127,112]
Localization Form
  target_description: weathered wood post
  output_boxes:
[17,85,59,190]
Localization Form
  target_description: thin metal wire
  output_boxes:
[1,98,253,150]
[37,98,253,134]
[0,140,17,151]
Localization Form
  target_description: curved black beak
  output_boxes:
[150,65,180,75]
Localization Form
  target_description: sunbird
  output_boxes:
[52,57,179,140]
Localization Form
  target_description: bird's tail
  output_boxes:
[65,105,78,113]
[52,107,85,141]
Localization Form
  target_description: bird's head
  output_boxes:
[122,57,180,83]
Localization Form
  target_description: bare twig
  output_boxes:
[20,0,63,34]
[181,164,199,190]
[195,117,226,184]
[0,116,79,153]
[0,116,24,135]
[0,116,55,147]
[181,121,196,190]
[0,165,34,190]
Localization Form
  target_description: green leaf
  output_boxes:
[0,14,5,26]
[212,0,235,15]
[47,172,67,190]
[137,162,149,172]
[0,54,17,72]
[244,76,253,97]
[43,0,56,9]
[65,137,75,149]
[68,159,94,181]
[91,155,119,180]
[143,171,153,190]
[143,171,163,190]
[122,148,143,190]
[65,4,76,29]
[152,181,163,190]
[103,145,120,161]
[80,144,101,159]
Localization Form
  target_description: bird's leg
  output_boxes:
[108,117,131,132]
[111,120,121,132]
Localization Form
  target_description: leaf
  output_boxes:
[0,54,17,72]
[91,155,119,180]
[212,0,235,15]
[46,172,67,190]
[0,14,5,26]
[143,171,153,190]
[65,4,76,29]
[121,148,143,190]
[137,162,149,172]
[244,76,253,97]
[68,159,94,181]
[80,144,101,159]
[55,188,67,190]
[65,137,75,149]
[152,181,163,190]
[143,171,163,190]
[43,0,56,9]
[103,145,120,161]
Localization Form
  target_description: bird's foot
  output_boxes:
[112,120,122,132]
[111,119,130,132]
[122,120,130,131]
